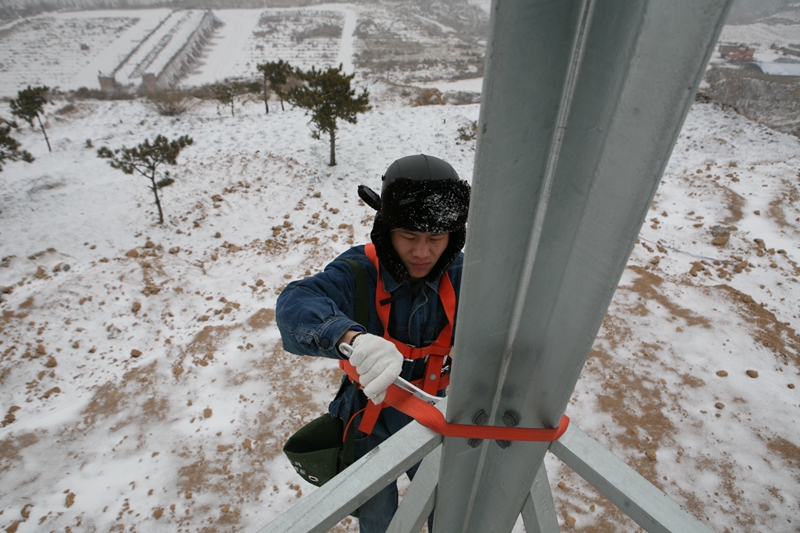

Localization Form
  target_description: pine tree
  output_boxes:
[212,81,246,117]
[256,60,292,114]
[0,119,34,172]
[10,85,51,152]
[289,65,370,166]
[97,135,193,224]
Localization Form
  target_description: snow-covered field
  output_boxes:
[0,2,486,97]
[0,9,173,96]
[1,6,799,533]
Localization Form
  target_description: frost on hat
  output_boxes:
[381,178,470,234]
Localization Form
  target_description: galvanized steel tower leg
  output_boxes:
[434,1,731,532]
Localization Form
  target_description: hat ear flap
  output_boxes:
[358,185,382,211]
[370,212,410,283]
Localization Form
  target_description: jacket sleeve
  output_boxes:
[276,257,364,359]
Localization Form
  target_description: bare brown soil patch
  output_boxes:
[720,187,745,226]
[622,266,712,328]
[81,361,162,429]
[765,436,800,483]
[712,284,800,367]
[0,432,39,474]
[186,324,236,355]
[767,179,800,232]
[81,381,126,426]
[589,346,677,485]
[247,308,275,330]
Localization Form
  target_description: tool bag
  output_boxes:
[283,380,357,486]
[282,258,368,488]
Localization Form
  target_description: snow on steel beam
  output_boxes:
[435,1,731,532]
[550,424,714,533]
[256,403,444,533]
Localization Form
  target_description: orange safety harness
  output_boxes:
[339,243,570,442]
[340,243,456,434]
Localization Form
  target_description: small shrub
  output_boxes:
[289,64,370,166]
[146,89,193,116]
[413,88,444,106]
[55,103,77,115]
[457,120,478,142]
[212,80,248,117]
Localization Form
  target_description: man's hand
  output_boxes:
[349,334,403,404]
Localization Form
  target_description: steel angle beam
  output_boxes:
[550,424,713,533]
[257,401,444,533]
[521,463,560,533]
[435,1,731,532]
[386,445,441,533]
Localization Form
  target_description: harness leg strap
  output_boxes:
[358,399,383,434]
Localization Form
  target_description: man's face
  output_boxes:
[390,229,450,281]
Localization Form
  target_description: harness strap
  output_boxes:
[339,359,450,434]
[363,243,455,392]
[344,245,457,435]
[339,361,570,442]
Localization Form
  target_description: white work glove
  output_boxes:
[349,333,403,405]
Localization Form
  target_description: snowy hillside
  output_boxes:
[0,3,487,97]
[1,6,799,533]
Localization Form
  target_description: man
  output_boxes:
[276,154,470,532]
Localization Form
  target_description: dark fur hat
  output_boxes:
[358,155,470,283]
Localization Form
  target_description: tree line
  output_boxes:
[209,60,370,167]
[2,59,370,225]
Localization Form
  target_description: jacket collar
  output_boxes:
[380,263,441,295]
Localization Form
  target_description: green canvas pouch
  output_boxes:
[283,411,350,486]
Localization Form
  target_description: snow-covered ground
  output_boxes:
[1,7,799,533]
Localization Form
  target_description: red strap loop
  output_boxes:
[339,360,569,442]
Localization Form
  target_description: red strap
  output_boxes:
[339,360,569,442]
[363,243,455,395]
[358,401,382,434]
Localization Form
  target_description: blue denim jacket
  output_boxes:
[276,244,463,439]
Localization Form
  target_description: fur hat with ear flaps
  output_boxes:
[358,154,471,283]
